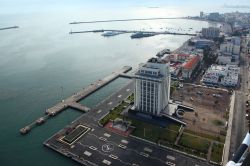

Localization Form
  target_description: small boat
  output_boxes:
[101,31,122,37]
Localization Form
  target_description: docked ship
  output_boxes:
[130,32,156,39]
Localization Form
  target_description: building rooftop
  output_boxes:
[182,56,200,69]
[147,57,164,64]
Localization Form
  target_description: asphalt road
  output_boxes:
[45,79,213,166]
[229,39,249,159]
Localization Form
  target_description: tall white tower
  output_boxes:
[134,57,171,116]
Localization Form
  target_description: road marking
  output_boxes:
[126,89,130,91]
[102,159,111,165]
[97,110,102,114]
[121,139,128,144]
[108,102,113,105]
[166,161,175,166]
[166,155,175,161]
[91,128,95,131]
[104,133,111,137]
[139,152,149,158]
[102,143,114,153]
[144,147,152,153]
[83,151,92,156]
[109,154,118,160]
[118,144,127,149]
[132,164,139,166]
[118,95,122,98]
[99,137,107,141]
[89,146,97,150]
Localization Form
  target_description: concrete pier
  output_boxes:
[0,26,19,31]
[69,29,196,37]
[20,66,132,134]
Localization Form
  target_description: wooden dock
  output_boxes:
[20,66,132,134]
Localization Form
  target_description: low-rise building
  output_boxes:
[191,39,214,49]
[202,65,239,87]
[202,27,220,39]
[181,55,201,79]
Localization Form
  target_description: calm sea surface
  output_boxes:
[0,5,213,166]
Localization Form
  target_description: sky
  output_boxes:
[0,0,250,15]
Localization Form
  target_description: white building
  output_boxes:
[202,27,220,39]
[220,42,240,55]
[218,37,241,65]
[134,58,171,116]
[202,65,239,87]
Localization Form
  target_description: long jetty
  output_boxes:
[69,17,185,24]
[20,66,132,135]
[69,29,196,37]
[0,26,19,31]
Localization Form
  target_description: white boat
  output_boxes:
[101,31,122,37]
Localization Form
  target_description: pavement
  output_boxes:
[44,79,214,166]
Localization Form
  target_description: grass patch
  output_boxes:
[127,93,134,102]
[179,133,210,154]
[131,119,179,144]
[184,129,225,143]
[211,143,224,163]
[99,101,129,125]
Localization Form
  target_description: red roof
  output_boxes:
[182,56,200,69]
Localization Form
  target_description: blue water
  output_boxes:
[0,3,221,165]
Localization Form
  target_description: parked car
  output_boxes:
[197,91,203,95]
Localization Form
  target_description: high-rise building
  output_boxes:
[200,11,204,18]
[202,27,220,39]
[134,58,171,116]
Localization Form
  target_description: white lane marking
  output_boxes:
[89,146,97,150]
[121,139,128,144]
[118,144,127,149]
[108,102,113,105]
[144,147,152,153]
[166,155,176,161]
[166,161,175,166]
[99,137,107,141]
[102,159,111,165]
[109,154,118,160]
[84,151,92,156]
[118,95,122,98]
[139,152,149,158]
[126,89,130,91]
[97,110,102,114]
[104,133,111,137]
[91,128,95,131]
